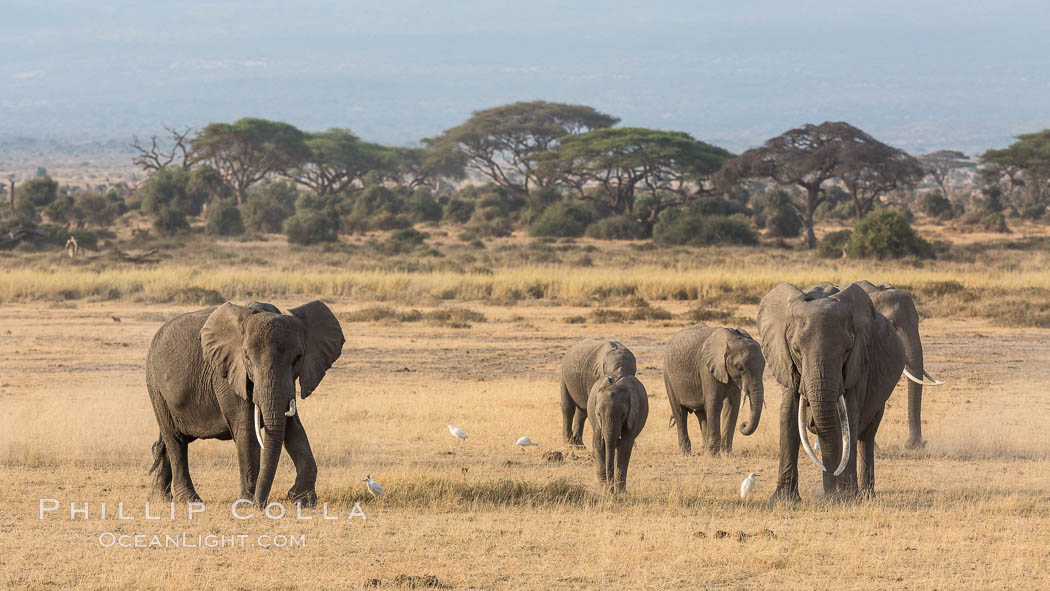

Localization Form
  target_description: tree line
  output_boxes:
[2,100,1049,255]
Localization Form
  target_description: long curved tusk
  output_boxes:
[284,398,297,417]
[798,400,825,472]
[255,405,265,449]
[923,369,945,386]
[903,367,944,386]
[833,395,851,477]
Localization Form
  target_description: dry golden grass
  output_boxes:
[2,298,1050,589]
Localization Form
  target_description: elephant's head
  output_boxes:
[200,300,344,506]
[600,343,637,379]
[702,327,765,435]
[759,283,894,479]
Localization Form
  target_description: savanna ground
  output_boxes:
[3,232,1050,589]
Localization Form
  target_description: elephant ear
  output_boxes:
[833,283,875,390]
[200,302,253,401]
[867,311,906,400]
[625,377,646,432]
[758,283,805,390]
[290,301,345,399]
[700,328,730,384]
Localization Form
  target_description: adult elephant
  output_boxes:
[663,324,765,456]
[809,281,942,449]
[759,283,904,501]
[146,300,344,507]
[560,339,637,446]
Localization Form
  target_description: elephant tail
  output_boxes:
[148,437,166,474]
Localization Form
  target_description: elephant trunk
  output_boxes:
[902,324,925,449]
[253,400,288,506]
[801,378,850,479]
[603,418,620,493]
[738,377,763,436]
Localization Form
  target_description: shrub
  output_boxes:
[404,188,443,223]
[137,168,208,217]
[243,182,297,232]
[442,199,475,224]
[205,199,245,236]
[845,209,933,259]
[653,209,757,246]
[980,212,1010,233]
[818,229,852,258]
[77,191,124,228]
[528,200,593,238]
[1019,204,1046,221]
[919,191,954,220]
[153,208,190,236]
[284,211,338,245]
[762,192,802,238]
[585,215,643,240]
[378,228,427,254]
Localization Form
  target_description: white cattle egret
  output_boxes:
[516,436,539,449]
[740,473,756,500]
[448,425,468,441]
[363,475,384,496]
[813,437,820,452]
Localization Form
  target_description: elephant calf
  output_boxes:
[663,323,765,456]
[146,300,344,507]
[560,339,637,446]
[588,375,649,493]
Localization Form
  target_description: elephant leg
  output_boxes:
[720,393,740,454]
[858,408,884,498]
[149,435,173,500]
[233,423,260,501]
[771,389,802,503]
[572,408,587,447]
[561,382,579,445]
[592,428,607,482]
[614,441,634,494]
[162,431,201,503]
[283,415,318,507]
[704,395,723,457]
[665,375,690,455]
[695,409,707,450]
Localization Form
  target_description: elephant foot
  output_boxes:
[172,489,202,504]
[905,438,926,450]
[149,488,173,501]
[288,487,318,508]
[769,488,801,505]
[568,437,585,448]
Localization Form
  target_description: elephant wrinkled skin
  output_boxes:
[758,283,905,502]
[560,339,637,446]
[663,323,765,456]
[146,300,344,507]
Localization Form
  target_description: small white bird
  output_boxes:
[813,437,820,452]
[740,473,756,500]
[448,425,468,441]
[363,475,384,496]
[516,436,539,449]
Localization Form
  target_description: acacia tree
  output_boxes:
[288,129,385,196]
[837,133,924,220]
[131,126,194,171]
[982,130,1050,208]
[191,118,310,204]
[383,143,466,190]
[533,127,732,217]
[426,101,618,200]
[919,150,974,199]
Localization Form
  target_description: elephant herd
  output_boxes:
[143,280,939,507]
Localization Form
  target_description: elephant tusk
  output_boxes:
[923,369,945,386]
[903,367,944,386]
[797,400,825,472]
[284,398,297,417]
[255,405,265,449]
[833,395,851,477]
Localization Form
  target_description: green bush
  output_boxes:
[153,208,190,236]
[404,188,443,223]
[585,215,643,240]
[653,209,757,246]
[243,183,297,233]
[77,191,124,228]
[284,211,338,245]
[1019,204,1046,221]
[205,199,245,236]
[443,199,475,224]
[137,168,208,217]
[818,229,852,258]
[528,200,593,238]
[919,191,954,220]
[845,209,932,259]
[980,212,1010,233]
[762,192,802,238]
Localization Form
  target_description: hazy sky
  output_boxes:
[2,1,1049,153]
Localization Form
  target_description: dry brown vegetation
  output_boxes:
[3,275,1050,588]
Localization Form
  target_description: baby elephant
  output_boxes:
[560,339,637,446]
[664,323,765,456]
[588,375,649,493]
